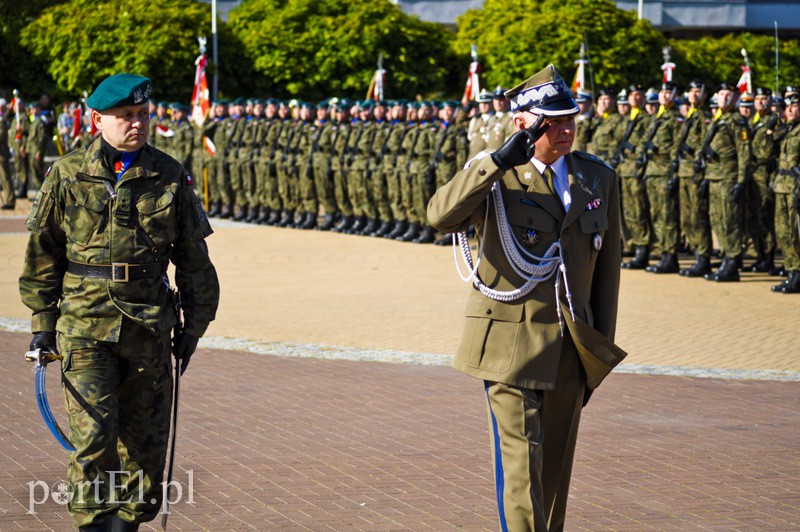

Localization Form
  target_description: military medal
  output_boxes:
[522,229,538,248]
[593,232,603,251]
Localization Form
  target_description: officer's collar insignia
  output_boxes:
[585,198,603,211]
[522,229,538,248]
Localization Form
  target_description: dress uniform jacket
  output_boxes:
[427,150,625,390]
[19,136,219,341]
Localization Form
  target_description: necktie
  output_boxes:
[544,166,559,200]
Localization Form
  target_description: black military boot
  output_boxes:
[245,205,259,223]
[332,215,353,233]
[679,254,711,277]
[646,253,679,274]
[360,218,377,235]
[110,516,139,531]
[371,219,392,237]
[265,209,281,225]
[386,220,407,239]
[218,204,233,219]
[622,246,649,269]
[278,209,295,227]
[750,251,775,273]
[349,215,365,234]
[412,225,435,243]
[397,222,420,242]
[434,234,454,246]
[299,212,317,229]
[255,207,270,224]
[207,201,221,217]
[232,206,247,222]
[705,257,740,282]
[317,213,336,231]
[772,270,800,293]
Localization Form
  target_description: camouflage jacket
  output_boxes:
[774,121,800,195]
[19,136,219,341]
[704,110,752,183]
[587,112,623,160]
[638,106,681,177]
[675,107,709,177]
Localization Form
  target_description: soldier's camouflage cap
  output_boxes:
[87,74,151,111]
[505,64,579,117]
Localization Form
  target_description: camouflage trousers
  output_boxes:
[228,158,247,208]
[411,169,434,225]
[14,151,29,192]
[384,164,405,221]
[212,158,233,206]
[331,165,352,216]
[746,167,776,257]
[620,174,653,248]
[241,161,258,209]
[370,171,392,222]
[399,169,417,224]
[645,175,680,255]
[679,174,712,257]
[277,165,300,212]
[60,318,172,527]
[708,178,745,258]
[0,156,13,206]
[775,192,800,271]
[298,161,318,214]
[312,158,336,215]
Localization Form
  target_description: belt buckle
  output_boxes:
[111,263,129,283]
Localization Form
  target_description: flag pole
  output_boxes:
[583,31,595,99]
[212,0,218,102]
[774,21,780,95]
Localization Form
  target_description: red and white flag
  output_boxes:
[71,106,82,139]
[462,45,481,102]
[661,61,676,82]
[366,55,386,101]
[191,53,210,126]
[156,124,174,137]
[203,136,216,157]
[737,48,753,94]
[571,42,588,93]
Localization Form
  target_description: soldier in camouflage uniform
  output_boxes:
[0,99,13,209]
[330,101,355,232]
[10,98,30,197]
[676,80,713,277]
[641,82,681,274]
[19,74,219,532]
[396,102,422,241]
[211,100,236,218]
[770,92,800,293]
[367,101,394,237]
[573,91,594,153]
[227,98,247,221]
[466,89,493,159]
[616,84,654,269]
[485,87,514,150]
[405,101,439,243]
[746,87,780,273]
[26,101,49,193]
[167,103,193,172]
[346,101,376,234]
[239,99,263,222]
[294,102,318,229]
[277,104,302,227]
[256,98,281,225]
[382,101,411,239]
[700,83,753,282]
[431,101,469,245]
[585,88,621,160]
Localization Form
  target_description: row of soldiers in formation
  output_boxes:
[0,98,52,209]
[572,80,800,293]
[2,81,799,291]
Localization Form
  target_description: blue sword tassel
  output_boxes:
[34,364,75,451]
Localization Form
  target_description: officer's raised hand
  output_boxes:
[491,115,549,171]
[172,332,200,375]
[30,331,58,355]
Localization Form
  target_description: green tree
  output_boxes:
[20,0,211,101]
[226,0,457,100]
[670,32,800,92]
[454,0,667,93]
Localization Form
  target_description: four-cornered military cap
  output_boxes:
[717,81,737,92]
[476,89,492,103]
[597,87,615,97]
[492,86,507,99]
[574,91,593,103]
[505,64,579,117]
[660,81,677,92]
[645,88,658,103]
[772,96,785,107]
[628,83,645,93]
[616,88,629,105]
[755,87,772,97]
[739,93,754,108]
[87,74,151,111]
[785,94,799,106]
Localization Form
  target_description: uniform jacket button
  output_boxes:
[478,168,486,176]
[485,308,492,315]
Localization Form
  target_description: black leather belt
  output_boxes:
[67,260,167,283]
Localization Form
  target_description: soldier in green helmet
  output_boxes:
[19,73,219,531]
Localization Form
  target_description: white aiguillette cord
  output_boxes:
[452,181,576,334]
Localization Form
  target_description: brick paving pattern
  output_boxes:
[1,210,799,530]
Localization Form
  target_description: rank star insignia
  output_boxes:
[522,229,538,248]
[523,172,532,181]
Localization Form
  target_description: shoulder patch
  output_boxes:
[573,150,614,171]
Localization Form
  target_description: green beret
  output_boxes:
[233,97,246,105]
[359,100,374,110]
[157,101,168,108]
[87,74,151,111]
[316,101,329,110]
[217,99,229,106]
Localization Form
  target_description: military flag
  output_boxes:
[462,45,481,102]
[191,38,210,126]
[571,42,589,93]
[737,48,753,94]
[661,46,676,82]
[366,54,386,101]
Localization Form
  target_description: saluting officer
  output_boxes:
[19,73,219,531]
[428,64,624,531]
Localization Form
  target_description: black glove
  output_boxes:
[609,156,620,169]
[490,115,548,171]
[730,182,745,203]
[172,332,200,376]
[635,154,646,168]
[669,159,680,175]
[30,331,59,355]
[692,158,704,175]
[793,195,800,214]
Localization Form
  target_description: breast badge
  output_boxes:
[523,229,538,248]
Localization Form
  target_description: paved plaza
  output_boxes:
[0,206,798,531]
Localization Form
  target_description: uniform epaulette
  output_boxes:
[573,150,614,171]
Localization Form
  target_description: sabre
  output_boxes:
[161,282,183,530]
[25,348,75,452]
